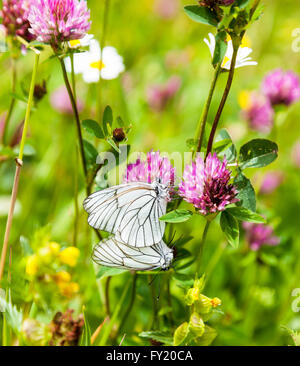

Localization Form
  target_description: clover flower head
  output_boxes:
[146,76,181,111]
[179,153,238,215]
[262,69,300,106]
[243,222,280,251]
[239,91,274,133]
[28,0,91,45]
[1,0,35,41]
[260,171,284,195]
[124,150,175,188]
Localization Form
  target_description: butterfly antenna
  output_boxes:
[156,275,162,301]
[148,270,161,286]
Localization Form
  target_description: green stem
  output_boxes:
[73,146,79,246]
[97,0,110,121]
[116,272,138,335]
[99,280,131,346]
[194,63,222,155]
[59,57,87,179]
[70,54,79,246]
[70,53,77,101]
[2,58,17,145]
[196,220,211,274]
[206,45,239,158]
[0,51,40,281]
[149,275,159,329]
[105,276,112,317]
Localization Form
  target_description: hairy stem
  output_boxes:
[194,63,222,155]
[206,46,239,158]
[97,0,110,121]
[59,57,87,179]
[0,51,40,281]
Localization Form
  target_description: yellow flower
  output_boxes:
[211,297,222,308]
[26,255,39,276]
[238,90,251,110]
[58,282,79,298]
[59,247,80,267]
[49,242,60,255]
[54,271,71,284]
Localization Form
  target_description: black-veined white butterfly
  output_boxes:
[92,236,174,271]
[83,180,170,247]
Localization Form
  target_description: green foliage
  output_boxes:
[220,211,239,248]
[184,6,219,27]
[159,209,193,223]
[239,139,279,169]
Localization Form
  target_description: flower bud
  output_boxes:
[189,312,205,337]
[34,81,47,102]
[113,127,126,142]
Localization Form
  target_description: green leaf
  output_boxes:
[173,273,194,289]
[0,296,23,334]
[234,171,256,212]
[196,325,217,346]
[184,5,218,27]
[106,137,121,153]
[102,105,113,136]
[220,211,239,248]
[173,323,189,346]
[215,129,237,162]
[212,31,227,66]
[96,266,127,280]
[226,207,266,223]
[80,307,91,346]
[159,209,193,223]
[83,139,98,167]
[140,331,173,346]
[82,119,104,139]
[260,252,278,267]
[239,139,278,169]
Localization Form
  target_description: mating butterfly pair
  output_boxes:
[83,180,174,271]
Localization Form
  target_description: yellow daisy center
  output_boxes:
[69,39,81,47]
[90,60,106,70]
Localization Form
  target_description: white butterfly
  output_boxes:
[92,236,174,271]
[83,180,170,247]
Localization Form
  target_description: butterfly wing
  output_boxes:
[83,182,167,247]
[92,236,170,271]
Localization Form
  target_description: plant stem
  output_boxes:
[97,0,110,121]
[149,274,159,329]
[105,276,112,317]
[0,51,40,282]
[116,272,137,335]
[194,63,222,155]
[59,57,87,179]
[2,58,17,145]
[206,45,239,158]
[196,220,211,274]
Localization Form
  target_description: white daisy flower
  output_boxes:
[68,34,94,49]
[204,33,258,70]
[65,39,125,83]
